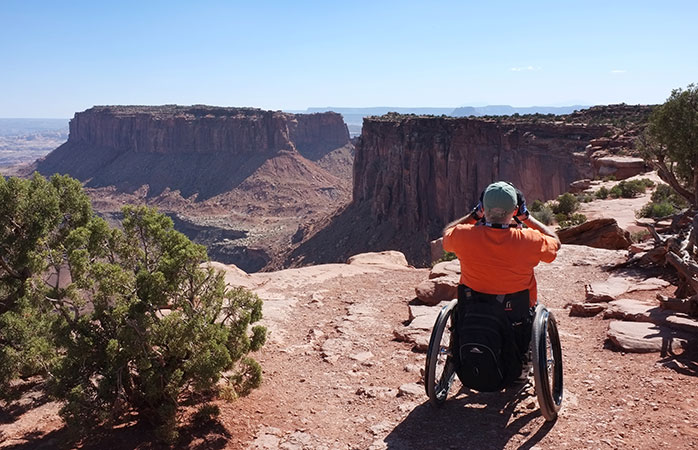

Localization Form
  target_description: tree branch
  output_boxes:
[651,155,695,204]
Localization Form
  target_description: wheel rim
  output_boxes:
[433,323,454,401]
[547,313,564,406]
[534,306,564,419]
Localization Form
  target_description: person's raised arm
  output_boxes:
[443,199,485,235]
[523,215,561,248]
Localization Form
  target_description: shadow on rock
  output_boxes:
[384,386,554,450]
[659,347,698,377]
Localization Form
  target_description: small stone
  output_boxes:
[350,351,374,363]
[397,382,423,397]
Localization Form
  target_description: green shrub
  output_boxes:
[609,185,623,198]
[530,199,544,212]
[638,178,655,188]
[552,193,579,215]
[0,174,266,444]
[630,230,650,243]
[433,251,457,265]
[595,186,609,199]
[651,183,689,208]
[576,193,594,203]
[610,179,649,198]
[558,213,587,229]
[554,212,569,224]
[532,205,554,225]
[636,200,677,218]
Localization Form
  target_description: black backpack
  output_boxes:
[452,286,530,392]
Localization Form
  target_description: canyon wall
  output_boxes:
[353,115,612,242]
[289,115,615,267]
[36,106,350,198]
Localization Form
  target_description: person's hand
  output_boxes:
[515,201,530,221]
[510,186,529,221]
[471,201,484,220]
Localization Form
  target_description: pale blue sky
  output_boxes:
[1,0,696,117]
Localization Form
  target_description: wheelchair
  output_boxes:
[424,295,564,421]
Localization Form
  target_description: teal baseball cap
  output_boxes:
[483,181,517,213]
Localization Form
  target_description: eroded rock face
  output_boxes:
[36,106,350,199]
[559,218,632,250]
[348,116,611,264]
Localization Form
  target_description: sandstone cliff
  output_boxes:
[33,105,353,272]
[36,105,350,199]
[289,114,617,266]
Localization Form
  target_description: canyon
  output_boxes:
[31,106,353,272]
[29,104,652,272]
[290,105,651,266]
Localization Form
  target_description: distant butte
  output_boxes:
[32,105,354,272]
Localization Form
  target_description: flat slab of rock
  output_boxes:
[347,251,409,268]
[586,277,671,302]
[585,277,631,302]
[415,275,458,306]
[397,382,423,397]
[603,299,671,323]
[607,321,690,353]
[394,310,441,352]
[664,314,698,335]
[408,301,450,321]
[569,302,607,317]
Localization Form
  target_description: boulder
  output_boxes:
[430,238,445,263]
[415,276,458,306]
[346,251,409,268]
[607,321,690,353]
[393,313,436,352]
[569,179,592,193]
[429,259,460,279]
[559,218,631,250]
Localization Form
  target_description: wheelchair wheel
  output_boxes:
[425,299,458,406]
[532,304,563,421]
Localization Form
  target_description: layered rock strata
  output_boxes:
[36,106,350,199]
[290,115,615,266]
[353,116,611,239]
[34,105,353,272]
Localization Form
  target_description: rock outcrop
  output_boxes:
[35,106,350,199]
[290,115,614,266]
[558,218,632,250]
[353,116,611,238]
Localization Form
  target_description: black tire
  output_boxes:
[425,299,458,406]
[532,304,564,421]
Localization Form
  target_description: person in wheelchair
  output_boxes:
[441,181,560,390]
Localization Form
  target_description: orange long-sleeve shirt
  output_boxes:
[443,224,559,306]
